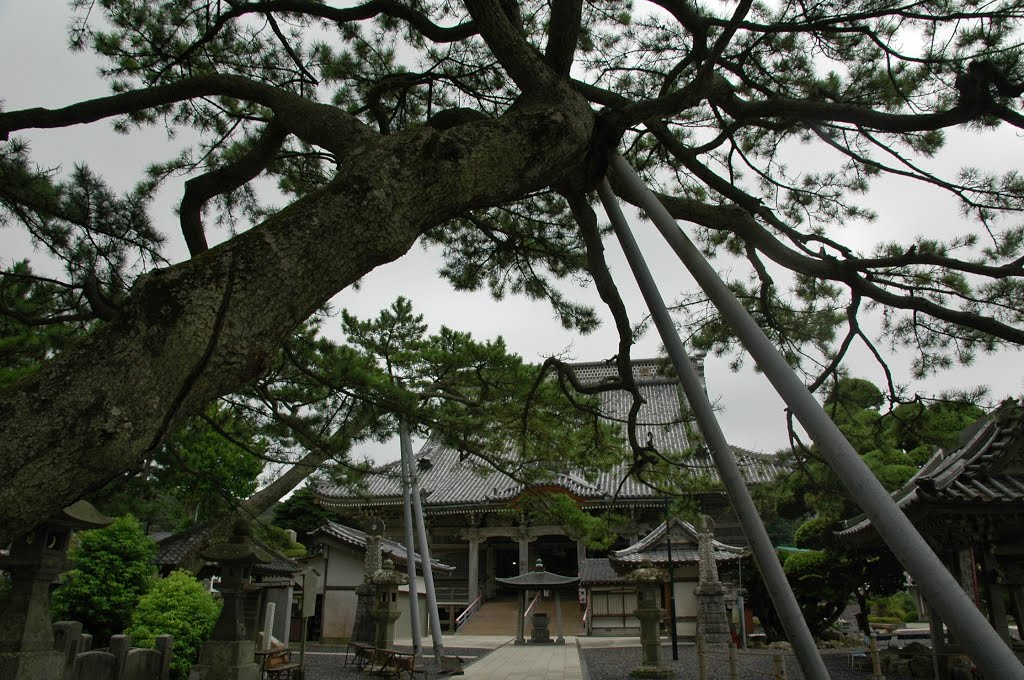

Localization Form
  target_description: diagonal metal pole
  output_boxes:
[609,153,1024,680]
[398,419,423,655]
[401,419,446,664]
[597,179,831,680]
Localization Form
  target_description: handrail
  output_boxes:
[523,591,542,621]
[455,593,483,631]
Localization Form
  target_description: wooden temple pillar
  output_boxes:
[980,551,1014,646]
[467,533,480,605]
[926,599,951,680]
[518,534,530,576]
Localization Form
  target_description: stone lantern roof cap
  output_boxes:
[57,500,115,529]
[495,559,580,588]
[200,519,273,564]
[371,558,410,586]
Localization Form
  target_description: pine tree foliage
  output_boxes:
[2,0,1024,542]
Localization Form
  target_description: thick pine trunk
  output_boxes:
[0,95,593,544]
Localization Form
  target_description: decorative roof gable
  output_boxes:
[837,399,1024,546]
[311,519,454,573]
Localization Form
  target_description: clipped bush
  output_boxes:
[127,570,221,680]
[50,514,155,645]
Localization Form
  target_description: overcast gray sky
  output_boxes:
[2,0,1022,463]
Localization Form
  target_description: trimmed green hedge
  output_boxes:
[127,571,221,680]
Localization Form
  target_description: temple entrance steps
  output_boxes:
[455,598,519,635]
[455,597,587,636]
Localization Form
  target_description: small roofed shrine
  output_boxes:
[496,559,580,645]
[580,517,744,638]
[836,399,1024,679]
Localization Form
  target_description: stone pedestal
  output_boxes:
[627,562,673,679]
[188,640,260,680]
[531,613,552,643]
[0,650,65,680]
[189,520,271,680]
[370,559,407,650]
[695,581,731,644]
[695,515,730,645]
[351,583,377,644]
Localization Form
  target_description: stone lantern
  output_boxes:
[189,520,272,680]
[625,561,673,679]
[0,500,113,680]
[370,558,408,650]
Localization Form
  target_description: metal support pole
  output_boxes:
[397,421,422,655]
[728,640,739,680]
[663,499,679,660]
[609,153,1024,680]
[402,420,446,664]
[598,179,830,680]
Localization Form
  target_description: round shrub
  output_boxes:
[127,570,222,680]
[50,514,155,645]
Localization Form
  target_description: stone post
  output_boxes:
[626,561,673,679]
[0,501,113,680]
[351,519,384,645]
[188,520,272,680]
[370,559,407,650]
[694,515,730,645]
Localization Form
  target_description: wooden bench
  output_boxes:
[345,640,376,670]
[259,647,299,679]
[374,648,426,679]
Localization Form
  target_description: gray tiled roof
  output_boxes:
[154,523,299,575]
[312,519,454,573]
[580,558,624,585]
[611,517,744,566]
[579,518,745,585]
[316,359,785,509]
[837,399,1024,544]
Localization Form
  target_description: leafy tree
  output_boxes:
[273,486,341,540]
[126,570,221,680]
[3,0,1024,549]
[50,515,156,646]
[763,377,982,636]
[92,402,266,532]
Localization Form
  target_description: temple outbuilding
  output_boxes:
[837,399,1024,679]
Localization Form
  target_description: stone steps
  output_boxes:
[456,599,586,636]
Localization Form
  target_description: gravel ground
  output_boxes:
[299,644,490,680]
[580,645,921,680]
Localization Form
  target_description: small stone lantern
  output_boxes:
[370,558,408,650]
[0,501,113,680]
[189,520,272,680]
[625,561,673,679]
